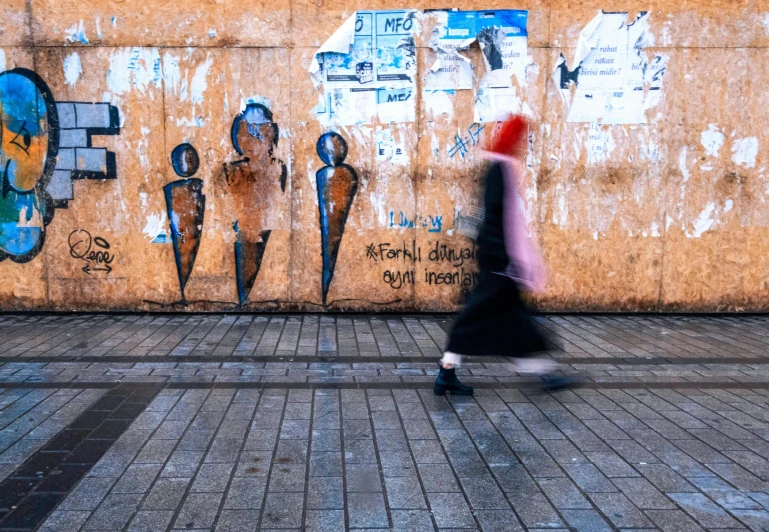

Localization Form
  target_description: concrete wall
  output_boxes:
[0,0,767,312]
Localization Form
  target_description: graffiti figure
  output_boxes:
[223,103,287,306]
[164,143,205,302]
[0,68,119,263]
[316,132,358,305]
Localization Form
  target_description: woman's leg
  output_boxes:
[434,351,473,396]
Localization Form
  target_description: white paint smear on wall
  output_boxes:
[678,146,690,182]
[190,57,214,104]
[700,125,724,157]
[107,48,162,95]
[63,53,82,87]
[732,137,758,168]
[690,202,716,238]
[65,20,90,44]
[0,50,6,73]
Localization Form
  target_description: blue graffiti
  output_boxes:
[388,211,443,233]
[0,69,56,263]
[448,123,486,159]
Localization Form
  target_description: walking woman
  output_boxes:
[434,115,573,396]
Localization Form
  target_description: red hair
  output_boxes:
[488,115,528,157]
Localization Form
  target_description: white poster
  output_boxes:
[476,10,529,89]
[554,11,667,124]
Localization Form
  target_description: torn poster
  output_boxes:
[423,89,455,119]
[476,10,528,89]
[311,10,418,124]
[323,12,375,86]
[312,10,417,88]
[314,88,376,126]
[373,11,417,86]
[553,11,667,124]
[425,10,476,90]
[376,87,415,123]
[473,10,529,123]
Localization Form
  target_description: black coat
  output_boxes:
[445,163,549,358]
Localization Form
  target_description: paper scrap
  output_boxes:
[309,14,357,87]
[423,89,455,119]
[474,86,524,123]
[314,86,415,126]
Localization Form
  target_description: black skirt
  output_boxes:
[446,270,549,358]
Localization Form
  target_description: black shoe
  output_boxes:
[540,374,578,391]
[434,366,474,396]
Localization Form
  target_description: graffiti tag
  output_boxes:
[448,123,486,158]
[68,230,115,274]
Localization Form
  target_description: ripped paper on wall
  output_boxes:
[476,10,528,90]
[314,88,376,126]
[311,10,417,124]
[474,86,524,123]
[314,86,415,126]
[554,11,667,124]
[376,128,409,165]
[473,10,529,123]
[425,10,476,90]
[423,89,455,119]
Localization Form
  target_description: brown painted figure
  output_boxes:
[224,103,287,306]
[164,143,205,303]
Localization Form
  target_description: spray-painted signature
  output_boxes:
[68,230,115,274]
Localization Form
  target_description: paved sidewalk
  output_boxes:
[1,314,769,531]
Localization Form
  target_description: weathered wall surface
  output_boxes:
[0,0,767,312]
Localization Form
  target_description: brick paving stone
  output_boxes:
[7,315,769,530]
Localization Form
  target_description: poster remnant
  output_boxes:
[310,9,530,125]
[425,9,529,123]
[425,10,476,91]
[311,10,417,126]
[553,11,667,124]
